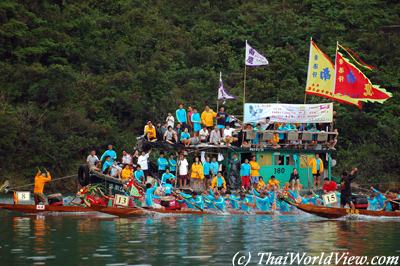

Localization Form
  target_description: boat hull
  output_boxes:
[0,203,94,214]
[95,206,292,217]
[293,203,400,219]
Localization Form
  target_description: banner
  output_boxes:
[245,41,269,66]
[244,103,333,123]
[305,40,361,108]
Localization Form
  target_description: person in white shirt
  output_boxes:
[121,150,133,165]
[199,125,209,143]
[223,124,238,146]
[86,150,99,170]
[178,154,189,188]
[209,125,221,145]
[165,112,175,128]
[137,150,151,178]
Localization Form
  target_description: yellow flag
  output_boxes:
[305,40,361,108]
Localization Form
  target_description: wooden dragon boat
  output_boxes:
[0,203,95,214]
[281,199,400,219]
[94,205,292,217]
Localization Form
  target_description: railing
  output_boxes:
[243,130,337,150]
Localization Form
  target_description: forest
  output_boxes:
[0,0,399,189]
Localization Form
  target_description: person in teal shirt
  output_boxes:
[278,123,288,141]
[213,191,226,211]
[157,152,169,176]
[176,104,187,125]
[168,155,177,173]
[100,144,117,163]
[163,179,174,195]
[225,191,240,209]
[134,165,145,184]
[191,108,202,136]
[240,159,251,189]
[254,192,271,211]
[161,168,176,185]
[238,192,251,212]
[180,128,190,141]
[210,158,219,177]
[145,182,159,208]
[102,156,113,174]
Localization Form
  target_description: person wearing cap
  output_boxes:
[144,121,157,142]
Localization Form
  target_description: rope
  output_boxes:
[7,174,76,191]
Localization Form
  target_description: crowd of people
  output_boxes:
[141,104,338,149]
[85,146,399,212]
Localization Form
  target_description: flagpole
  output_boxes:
[304,37,313,104]
[243,40,247,107]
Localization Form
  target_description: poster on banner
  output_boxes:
[244,103,333,123]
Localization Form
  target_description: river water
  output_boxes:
[0,210,399,266]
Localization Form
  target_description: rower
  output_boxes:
[254,192,271,211]
[163,179,174,196]
[192,191,204,210]
[238,192,251,212]
[33,168,52,205]
[225,191,240,209]
[145,180,161,208]
[213,191,226,211]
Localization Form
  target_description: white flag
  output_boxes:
[245,41,269,66]
[217,72,235,101]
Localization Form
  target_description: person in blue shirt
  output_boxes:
[210,157,219,177]
[367,194,379,211]
[213,191,226,211]
[238,192,252,212]
[145,182,160,208]
[277,123,288,142]
[102,156,113,174]
[168,154,177,173]
[203,157,211,188]
[176,104,187,126]
[134,165,145,184]
[224,191,240,209]
[193,193,204,210]
[157,152,169,176]
[161,168,176,186]
[240,159,251,190]
[180,128,191,147]
[100,145,117,163]
[191,108,202,137]
[254,192,271,211]
[163,179,174,196]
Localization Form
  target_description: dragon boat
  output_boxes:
[281,197,400,219]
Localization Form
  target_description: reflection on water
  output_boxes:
[0,211,399,266]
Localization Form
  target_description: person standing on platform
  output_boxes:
[201,106,217,131]
[309,154,324,188]
[157,152,169,177]
[178,154,189,188]
[100,144,117,164]
[249,155,261,185]
[240,159,251,190]
[176,104,187,129]
[33,169,52,205]
[191,108,202,137]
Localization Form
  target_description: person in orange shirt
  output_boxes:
[121,164,133,181]
[267,175,280,190]
[144,121,157,142]
[191,157,204,191]
[249,155,260,185]
[34,169,52,205]
[201,106,217,130]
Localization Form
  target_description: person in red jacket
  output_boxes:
[322,177,337,193]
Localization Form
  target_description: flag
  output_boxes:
[334,49,392,104]
[218,72,235,101]
[305,40,362,108]
[245,41,269,66]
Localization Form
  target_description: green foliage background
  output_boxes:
[0,0,399,186]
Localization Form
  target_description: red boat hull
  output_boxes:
[0,203,93,214]
[293,203,400,219]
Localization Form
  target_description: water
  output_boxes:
[0,210,399,266]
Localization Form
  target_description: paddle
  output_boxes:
[172,191,204,212]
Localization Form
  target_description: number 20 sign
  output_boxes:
[114,194,129,207]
